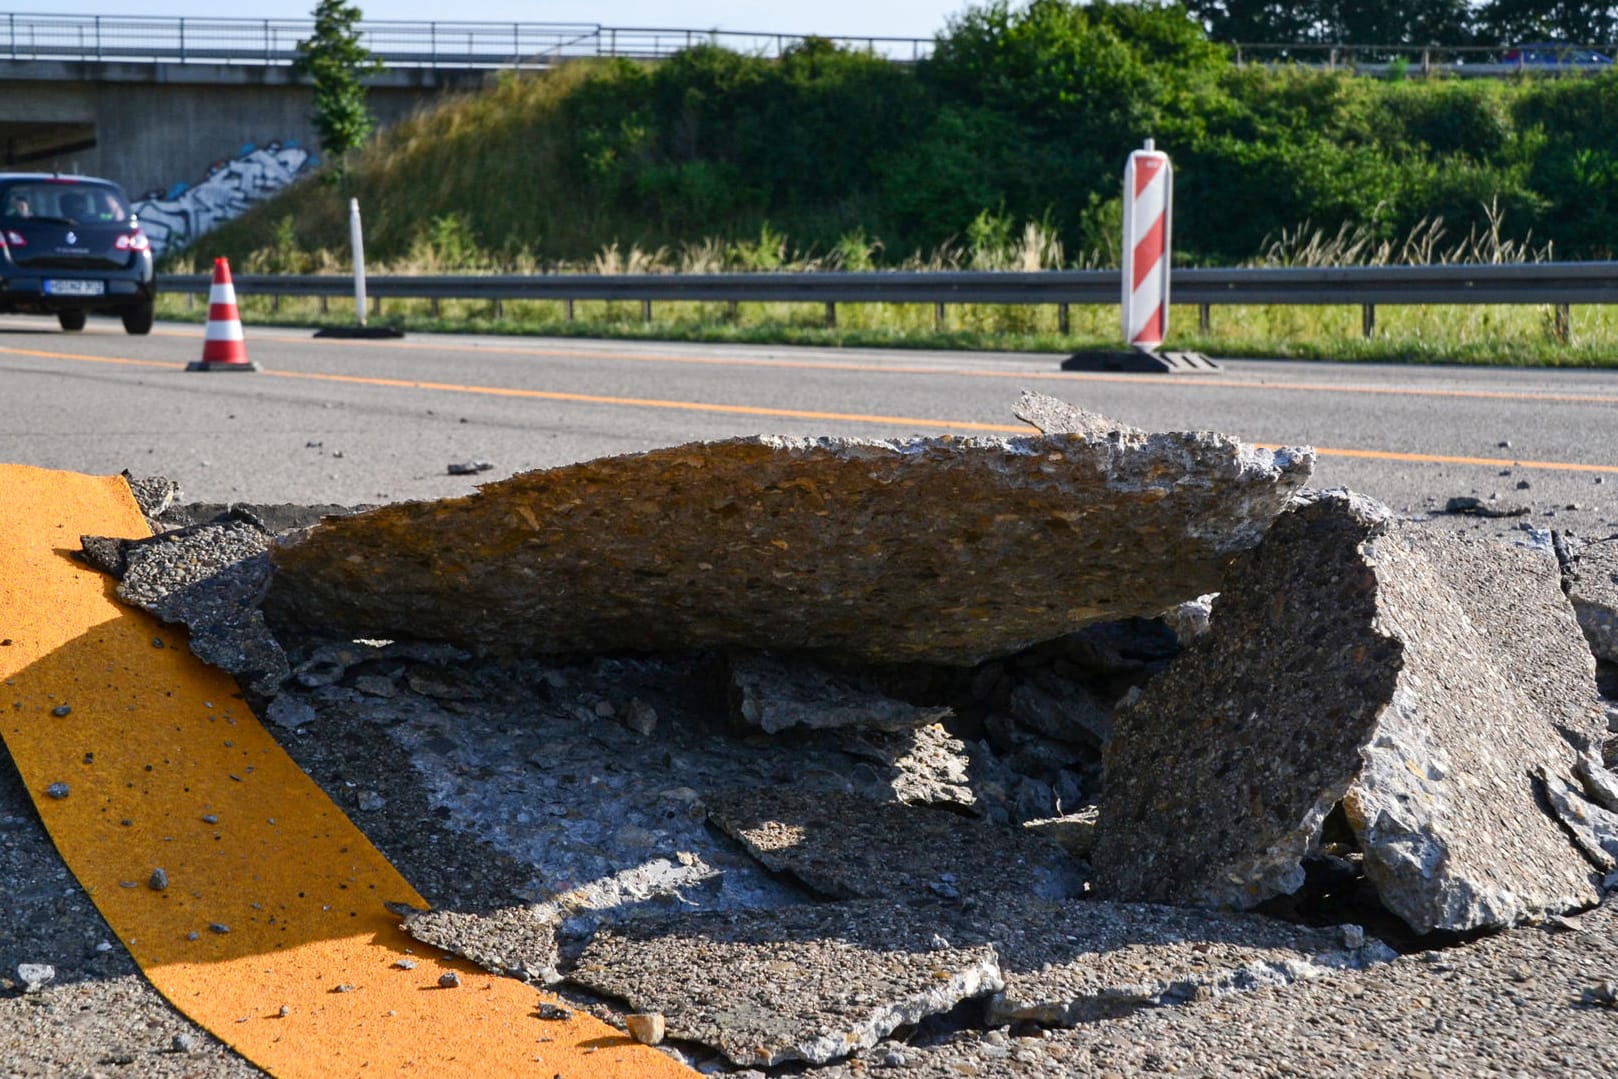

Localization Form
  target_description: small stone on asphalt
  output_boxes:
[148,867,168,891]
[438,971,461,988]
[45,782,69,799]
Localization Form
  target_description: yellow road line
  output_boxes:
[4,344,1617,473]
[234,329,1618,407]
[0,464,692,1079]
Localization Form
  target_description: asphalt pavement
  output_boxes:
[2,316,1615,540]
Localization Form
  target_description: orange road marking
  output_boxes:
[235,330,1618,407]
[4,343,1617,473]
[0,465,694,1079]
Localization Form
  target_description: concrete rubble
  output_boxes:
[1092,489,1612,933]
[1567,535,1618,663]
[261,412,1313,665]
[571,901,1005,1067]
[704,787,1084,901]
[725,651,953,733]
[40,394,1618,1075]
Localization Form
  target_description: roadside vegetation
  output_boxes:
[170,1,1618,364]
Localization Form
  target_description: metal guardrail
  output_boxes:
[0,13,935,67]
[156,263,1618,307]
[3,15,1610,73]
[1232,41,1616,76]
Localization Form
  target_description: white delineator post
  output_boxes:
[349,197,368,327]
[1121,138,1172,350]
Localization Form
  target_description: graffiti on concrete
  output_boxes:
[132,141,316,256]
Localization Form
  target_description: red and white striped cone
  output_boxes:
[1121,139,1172,351]
[187,257,259,372]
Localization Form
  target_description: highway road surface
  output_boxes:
[2,315,1616,541]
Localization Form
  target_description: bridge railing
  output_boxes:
[0,13,935,67]
[156,262,1618,341]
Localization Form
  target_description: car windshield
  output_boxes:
[2,182,130,224]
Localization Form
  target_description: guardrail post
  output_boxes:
[564,298,575,322]
[1058,303,1070,335]
[1198,303,1210,333]
[492,298,503,319]
[1554,303,1571,344]
[430,297,440,318]
[642,299,652,323]
[935,302,946,330]
[1361,303,1375,338]
[726,300,739,321]
[825,301,837,328]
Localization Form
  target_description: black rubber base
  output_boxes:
[313,325,406,339]
[185,360,262,372]
[1062,346,1220,374]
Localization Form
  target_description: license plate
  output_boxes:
[43,279,105,297]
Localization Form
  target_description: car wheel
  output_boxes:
[58,310,88,332]
[122,300,154,336]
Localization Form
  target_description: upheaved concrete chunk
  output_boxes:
[727,652,952,733]
[978,895,1394,1027]
[263,421,1312,666]
[568,901,1004,1067]
[707,787,1084,901]
[1092,490,1608,933]
[1568,537,1618,663]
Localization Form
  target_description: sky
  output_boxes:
[37,2,976,42]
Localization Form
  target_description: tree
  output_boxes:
[1189,0,1478,44]
[294,0,385,176]
[1474,1,1618,45]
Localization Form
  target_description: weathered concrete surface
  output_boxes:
[976,895,1395,1028]
[398,905,561,984]
[706,787,1085,902]
[262,420,1313,666]
[1568,537,1618,663]
[727,652,953,733]
[569,901,1004,1067]
[1092,490,1610,933]
[83,516,289,696]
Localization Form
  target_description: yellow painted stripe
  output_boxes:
[14,333,1618,407]
[0,464,692,1079]
[4,343,1617,473]
[240,330,1618,407]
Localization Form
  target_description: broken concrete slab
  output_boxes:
[262,415,1313,666]
[397,905,562,984]
[92,516,289,697]
[973,894,1395,1027]
[727,652,952,734]
[1568,537,1618,663]
[568,901,1004,1067]
[705,787,1084,902]
[1092,490,1610,933]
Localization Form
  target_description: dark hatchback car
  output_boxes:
[0,173,155,334]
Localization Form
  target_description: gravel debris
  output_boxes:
[16,964,55,993]
[625,1012,666,1045]
[148,867,168,891]
[44,782,69,800]
[437,971,460,989]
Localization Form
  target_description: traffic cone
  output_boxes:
[187,257,259,372]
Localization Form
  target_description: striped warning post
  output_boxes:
[1121,139,1173,350]
[187,257,259,372]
